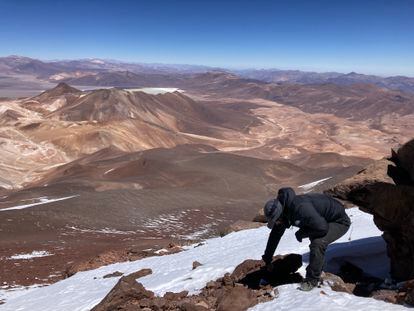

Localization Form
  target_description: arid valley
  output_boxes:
[0,55,413,291]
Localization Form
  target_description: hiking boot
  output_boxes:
[298,279,318,291]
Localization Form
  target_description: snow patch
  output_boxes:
[0,208,402,311]
[90,59,105,64]
[103,168,115,175]
[66,226,142,235]
[0,195,79,212]
[8,251,52,260]
[249,283,404,311]
[298,177,332,193]
[124,87,184,95]
[154,249,169,255]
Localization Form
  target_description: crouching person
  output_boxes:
[262,187,350,291]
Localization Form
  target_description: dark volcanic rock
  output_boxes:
[328,139,414,280]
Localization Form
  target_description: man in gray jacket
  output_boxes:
[262,187,350,291]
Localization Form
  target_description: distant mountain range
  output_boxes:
[235,69,414,94]
[1,55,414,95]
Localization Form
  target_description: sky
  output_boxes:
[0,0,413,76]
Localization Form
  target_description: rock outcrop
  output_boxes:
[327,139,414,280]
[92,254,303,311]
[92,269,154,311]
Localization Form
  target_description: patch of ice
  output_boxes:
[0,195,79,212]
[103,168,115,175]
[298,177,332,193]
[8,251,52,260]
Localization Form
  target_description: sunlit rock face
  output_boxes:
[328,139,414,280]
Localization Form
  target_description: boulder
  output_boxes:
[91,268,153,311]
[231,259,265,282]
[216,286,257,311]
[192,261,202,270]
[327,139,414,280]
[326,158,394,208]
[371,289,400,304]
[322,272,355,294]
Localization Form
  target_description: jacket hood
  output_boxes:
[277,187,296,209]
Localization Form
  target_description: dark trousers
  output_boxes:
[306,222,350,281]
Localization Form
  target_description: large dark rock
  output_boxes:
[92,269,153,311]
[216,285,257,311]
[327,139,414,280]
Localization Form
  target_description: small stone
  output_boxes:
[206,281,218,289]
[103,271,123,278]
[193,261,202,270]
[222,273,234,287]
[406,288,414,306]
[195,301,209,308]
[164,291,188,300]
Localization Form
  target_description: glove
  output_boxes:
[295,230,303,242]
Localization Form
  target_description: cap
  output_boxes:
[264,199,283,229]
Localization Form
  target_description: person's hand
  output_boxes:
[295,231,302,242]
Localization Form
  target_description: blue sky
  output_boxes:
[0,0,413,76]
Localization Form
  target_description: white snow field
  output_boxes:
[0,208,407,310]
